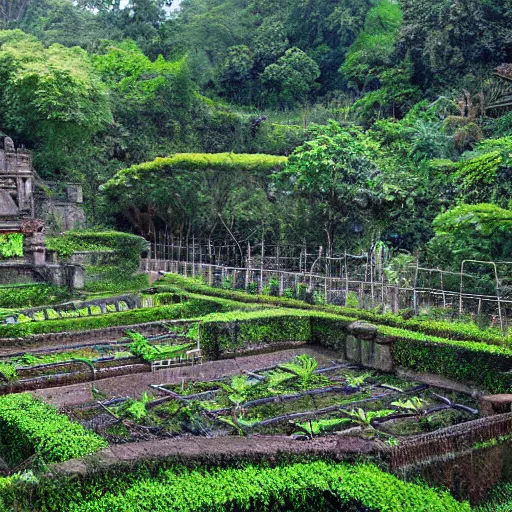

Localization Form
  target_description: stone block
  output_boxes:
[480,394,512,417]
[345,334,360,364]
[347,321,378,340]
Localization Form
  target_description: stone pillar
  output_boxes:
[346,321,395,372]
[69,265,85,290]
[66,184,83,204]
[23,231,46,267]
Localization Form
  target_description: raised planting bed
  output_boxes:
[66,354,480,444]
[0,332,200,393]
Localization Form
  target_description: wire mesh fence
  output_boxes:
[141,238,512,334]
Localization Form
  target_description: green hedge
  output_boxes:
[0,394,106,466]
[158,274,509,345]
[84,273,149,294]
[388,325,512,393]
[47,231,147,262]
[0,298,225,338]
[64,462,469,512]
[47,231,148,293]
[199,310,313,359]
[0,284,70,309]
[198,310,356,359]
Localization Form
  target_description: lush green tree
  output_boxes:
[0,29,112,177]
[93,39,196,162]
[341,0,402,90]
[399,0,512,86]
[218,45,254,102]
[260,47,320,108]
[275,121,394,251]
[454,137,512,206]
[101,153,287,240]
[428,203,512,266]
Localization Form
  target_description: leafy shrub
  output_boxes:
[0,233,23,259]
[0,284,69,309]
[67,461,469,512]
[0,394,106,465]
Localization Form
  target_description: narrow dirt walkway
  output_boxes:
[35,346,341,407]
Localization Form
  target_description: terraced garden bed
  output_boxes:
[65,354,480,445]
[0,332,200,393]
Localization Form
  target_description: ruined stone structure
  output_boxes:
[0,136,34,233]
[0,136,85,288]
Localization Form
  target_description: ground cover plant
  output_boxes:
[0,461,470,512]
[0,393,106,466]
[65,463,471,512]
[0,284,70,310]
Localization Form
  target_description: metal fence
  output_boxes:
[142,241,512,334]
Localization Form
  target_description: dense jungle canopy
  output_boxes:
[1,0,512,269]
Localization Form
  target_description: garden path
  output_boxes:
[34,346,339,407]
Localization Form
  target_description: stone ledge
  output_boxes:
[347,321,377,340]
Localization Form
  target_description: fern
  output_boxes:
[279,354,325,389]
[295,417,352,436]
[391,396,426,414]
[345,372,372,388]
[266,369,295,392]
[124,392,151,420]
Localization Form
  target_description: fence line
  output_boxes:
[142,257,511,334]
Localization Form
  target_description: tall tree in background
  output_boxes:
[0,29,112,177]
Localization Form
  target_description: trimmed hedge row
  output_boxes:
[0,296,245,338]
[199,310,315,359]
[387,325,512,393]
[0,393,106,466]
[65,461,469,512]
[0,284,70,309]
[159,274,509,346]
[197,309,512,392]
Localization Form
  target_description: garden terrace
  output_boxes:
[0,330,199,394]
[68,354,480,444]
[156,274,512,346]
[0,292,263,343]
[0,282,512,510]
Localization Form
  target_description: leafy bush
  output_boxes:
[127,331,193,362]
[0,394,106,465]
[0,284,69,309]
[67,461,469,512]
[0,233,23,259]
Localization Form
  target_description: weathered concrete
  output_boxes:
[480,394,512,416]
